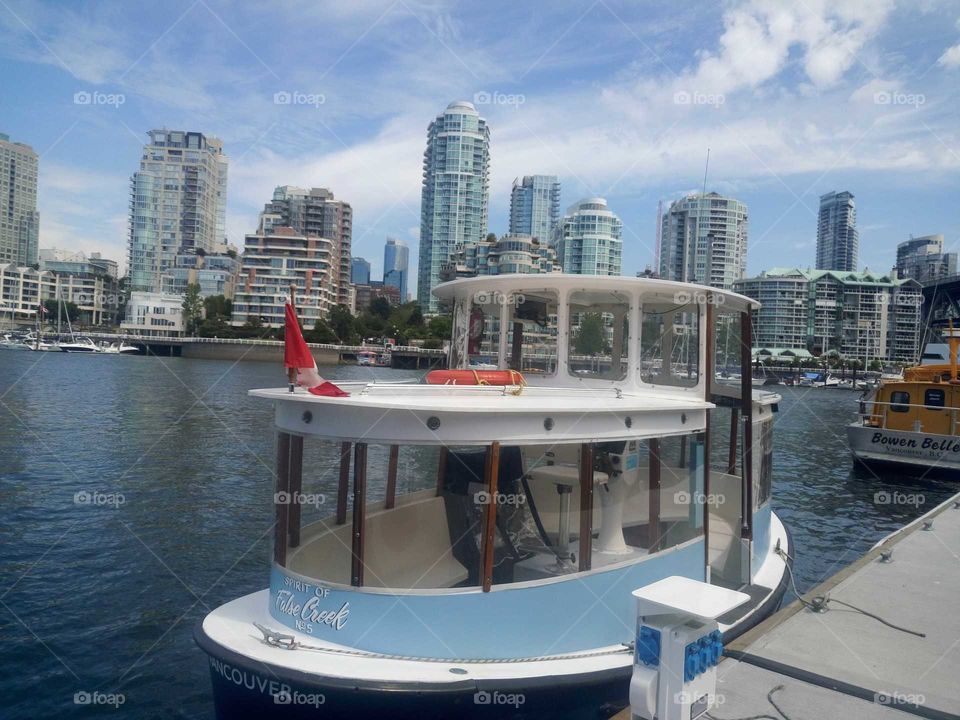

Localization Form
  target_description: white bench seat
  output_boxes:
[287,495,468,590]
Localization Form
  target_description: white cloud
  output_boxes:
[938,43,960,68]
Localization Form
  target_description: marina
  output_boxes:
[3,278,955,720]
[0,347,956,718]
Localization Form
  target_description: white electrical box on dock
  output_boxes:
[630,576,749,720]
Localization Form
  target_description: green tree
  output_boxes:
[203,294,232,320]
[43,299,80,323]
[574,313,609,355]
[328,304,358,344]
[369,296,392,320]
[182,284,203,335]
[306,318,338,344]
[428,315,452,338]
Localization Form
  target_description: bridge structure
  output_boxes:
[921,273,960,344]
[77,332,447,369]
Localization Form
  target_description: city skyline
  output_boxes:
[2,2,960,296]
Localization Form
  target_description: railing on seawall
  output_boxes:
[78,332,447,355]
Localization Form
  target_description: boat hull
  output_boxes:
[195,622,630,720]
[848,423,960,477]
[194,518,791,720]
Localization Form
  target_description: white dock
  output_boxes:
[616,490,960,720]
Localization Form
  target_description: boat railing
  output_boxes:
[351,382,628,399]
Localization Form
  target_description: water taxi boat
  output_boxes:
[849,330,960,477]
[195,275,791,719]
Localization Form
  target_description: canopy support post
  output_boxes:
[648,438,661,553]
[288,435,303,548]
[740,311,754,541]
[385,445,399,509]
[351,442,367,587]
[480,441,500,592]
[274,432,291,566]
[336,441,350,525]
[727,407,739,475]
[579,443,594,572]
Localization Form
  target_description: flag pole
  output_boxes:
[288,284,297,392]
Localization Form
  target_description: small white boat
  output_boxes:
[59,336,102,353]
[196,275,792,720]
[102,341,139,355]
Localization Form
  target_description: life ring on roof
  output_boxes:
[425,369,525,386]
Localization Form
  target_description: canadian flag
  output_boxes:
[284,303,348,397]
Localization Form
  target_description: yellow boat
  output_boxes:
[848,331,960,476]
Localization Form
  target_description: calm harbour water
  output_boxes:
[0,352,956,718]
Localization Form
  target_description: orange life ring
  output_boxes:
[425,369,525,386]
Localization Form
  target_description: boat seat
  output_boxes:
[523,444,609,488]
[364,496,469,589]
[287,496,468,589]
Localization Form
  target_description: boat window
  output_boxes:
[276,436,717,592]
[640,300,699,387]
[924,388,946,409]
[754,420,773,508]
[890,391,910,412]
[505,289,558,375]
[466,290,503,369]
[567,290,630,380]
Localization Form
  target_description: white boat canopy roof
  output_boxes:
[433,274,759,314]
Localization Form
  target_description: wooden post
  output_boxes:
[703,302,714,576]
[436,446,449,496]
[578,443,594,572]
[336,441,351,525]
[480,442,501,592]
[740,311,754,540]
[288,435,304,548]
[385,445,399,509]
[274,432,291,566]
[727,407,739,475]
[351,442,368,586]
[648,438,661,553]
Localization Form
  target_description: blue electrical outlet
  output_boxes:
[636,626,661,667]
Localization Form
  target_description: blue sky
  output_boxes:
[1,0,959,292]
